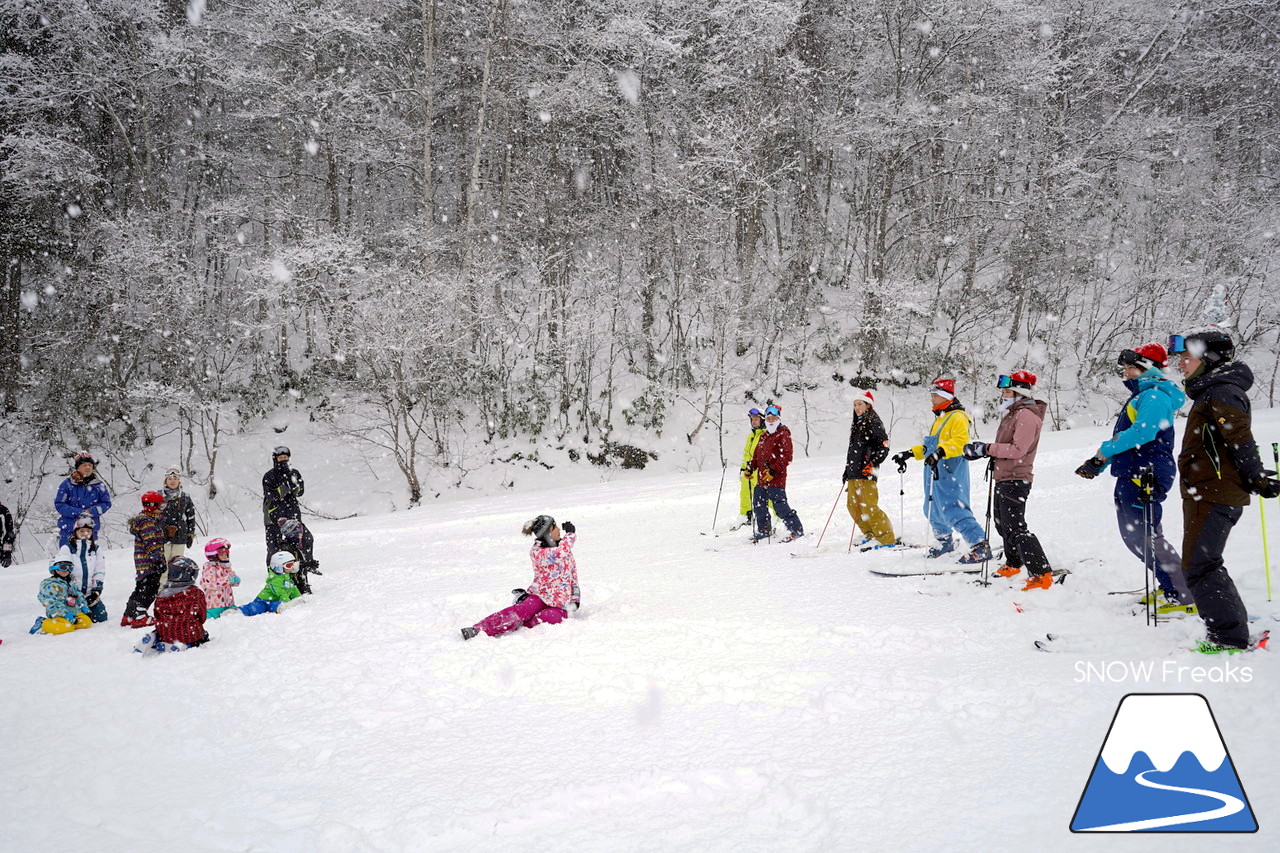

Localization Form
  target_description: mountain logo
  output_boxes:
[1071,693,1257,832]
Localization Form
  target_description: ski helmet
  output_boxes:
[1171,330,1235,367]
[278,517,302,538]
[269,551,298,574]
[1119,342,1168,371]
[167,556,200,585]
[996,371,1037,395]
[73,513,96,533]
[204,538,232,559]
[272,445,291,458]
[141,490,165,506]
[49,559,73,574]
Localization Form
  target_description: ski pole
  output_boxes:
[710,463,728,533]
[980,458,994,587]
[898,465,906,538]
[815,482,847,548]
[1140,465,1156,627]
[847,483,859,553]
[1261,498,1272,602]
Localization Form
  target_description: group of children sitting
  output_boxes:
[31,494,316,654]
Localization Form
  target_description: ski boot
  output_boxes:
[925,537,954,559]
[994,564,1021,578]
[1021,572,1054,591]
[779,531,804,544]
[1155,596,1198,617]
[957,540,992,564]
[460,626,479,641]
[749,531,772,543]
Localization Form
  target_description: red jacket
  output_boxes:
[154,585,208,645]
[751,425,794,488]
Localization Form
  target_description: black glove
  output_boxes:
[961,442,988,460]
[561,520,575,534]
[86,589,101,607]
[1075,456,1107,479]
[511,588,529,605]
[1253,474,1280,500]
[923,447,946,468]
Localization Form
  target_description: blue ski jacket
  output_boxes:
[1098,368,1185,492]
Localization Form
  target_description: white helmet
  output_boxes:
[269,551,297,574]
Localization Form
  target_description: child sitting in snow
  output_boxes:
[238,551,304,616]
[134,556,210,654]
[277,517,320,595]
[199,538,241,618]
[460,515,581,640]
[30,559,93,635]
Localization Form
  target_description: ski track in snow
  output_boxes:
[1,413,1278,851]
[1077,769,1245,831]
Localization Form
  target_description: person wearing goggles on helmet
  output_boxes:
[890,378,986,559]
[1073,343,1193,610]
[200,538,242,618]
[239,551,304,616]
[745,405,805,544]
[1169,329,1279,651]
[122,491,168,629]
[262,446,305,568]
[734,407,771,532]
[962,371,1052,588]
[30,560,93,635]
[56,513,109,623]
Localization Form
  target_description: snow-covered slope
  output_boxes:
[1,412,1278,851]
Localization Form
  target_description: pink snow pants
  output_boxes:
[475,594,566,637]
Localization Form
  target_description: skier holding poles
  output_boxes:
[842,390,896,549]
[1074,343,1194,611]
[890,378,988,561]
[746,405,804,544]
[1169,330,1280,651]
[962,371,1054,590]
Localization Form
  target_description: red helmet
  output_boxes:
[1119,342,1168,371]
[141,490,165,506]
[1009,369,1037,388]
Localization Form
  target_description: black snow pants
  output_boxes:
[1182,500,1249,648]
[993,480,1051,577]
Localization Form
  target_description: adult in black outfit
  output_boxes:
[262,446,304,567]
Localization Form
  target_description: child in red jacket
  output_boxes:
[461,515,581,640]
[135,556,209,654]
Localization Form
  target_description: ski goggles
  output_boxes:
[272,446,291,457]
[1167,335,1205,358]
[764,406,781,417]
[747,408,763,417]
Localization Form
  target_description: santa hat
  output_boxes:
[851,389,875,408]
[930,377,955,400]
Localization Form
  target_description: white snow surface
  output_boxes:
[1099,694,1225,774]
[2,411,1279,851]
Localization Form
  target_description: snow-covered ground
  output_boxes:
[2,411,1278,851]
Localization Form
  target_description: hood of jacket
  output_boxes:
[1124,368,1187,408]
[1184,359,1253,401]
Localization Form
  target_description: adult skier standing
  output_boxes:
[1074,343,1193,609]
[891,378,987,560]
[747,405,805,543]
[843,390,896,548]
[963,371,1052,589]
[1170,330,1280,650]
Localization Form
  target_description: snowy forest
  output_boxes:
[2,0,1279,512]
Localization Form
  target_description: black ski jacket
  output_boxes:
[262,461,305,528]
[161,489,197,546]
[1179,360,1264,506]
[843,409,891,482]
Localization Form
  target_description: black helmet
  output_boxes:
[1170,330,1234,367]
[167,555,200,585]
[272,445,291,458]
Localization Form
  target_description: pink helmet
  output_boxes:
[204,538,232,559]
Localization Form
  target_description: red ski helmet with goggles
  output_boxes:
[1118,343,1167,371]
[141,490,165,506]
[996,370,1037,392]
